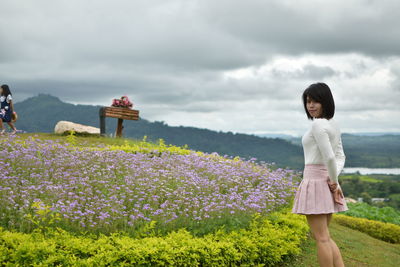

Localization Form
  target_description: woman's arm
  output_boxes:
[311,119,339,184]
[335,137,346,176]
[10,100,15,112]
[7,95,14,112]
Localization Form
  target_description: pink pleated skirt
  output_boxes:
[292,164,349,215]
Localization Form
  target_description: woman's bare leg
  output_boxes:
[327,213,332,226]
[306,214,334,267]
[7,122,17,133]
[0,120,4,134]
[327,213,345,267]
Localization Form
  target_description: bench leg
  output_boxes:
[100,115,106,136]
[99,107,106,136]
[116,118,124,137]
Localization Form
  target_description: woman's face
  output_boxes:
[306,96,323,118]
[0,88,3,94]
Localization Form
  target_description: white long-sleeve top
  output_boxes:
[302,118,346,188]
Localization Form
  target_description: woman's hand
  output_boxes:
[332,188,345,205]
[327,180,338,192]
[327,180,345,205]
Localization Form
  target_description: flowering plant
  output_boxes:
[111,96,133,109]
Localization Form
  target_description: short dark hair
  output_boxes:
[1,84,12,96]
[302,82,335,120]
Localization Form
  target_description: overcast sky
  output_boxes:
[1,0,400,136]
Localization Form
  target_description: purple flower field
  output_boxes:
[0,135,299,235]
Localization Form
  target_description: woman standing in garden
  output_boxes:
[292,82,349,267]
[0,84,18,135]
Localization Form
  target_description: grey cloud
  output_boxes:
[198,0,400,57]
[0,0,262,71]
[271,64,337,79]
[3,0,398,73]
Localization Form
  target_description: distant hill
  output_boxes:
[346,132,400,136]
[14,94,400,169]
[256,133,295,139]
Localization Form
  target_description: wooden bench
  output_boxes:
[99,107,139,137]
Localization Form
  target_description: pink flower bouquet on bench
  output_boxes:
[111,96,133,109]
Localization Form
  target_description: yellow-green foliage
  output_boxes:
[0,211,308,266]
[66,130,77,145]
[333,214,400,244]
[82,136,198,156]
[23,201,62,235]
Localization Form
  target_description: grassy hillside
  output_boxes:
[284,220,400,267]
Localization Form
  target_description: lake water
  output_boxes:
[343,167,400,175]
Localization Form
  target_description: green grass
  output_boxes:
[340,174,382,183]
[342,202,400,225]
[283,220,400,267]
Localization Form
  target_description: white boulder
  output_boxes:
[54,121,100,135]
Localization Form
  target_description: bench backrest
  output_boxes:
[100,107,139,120]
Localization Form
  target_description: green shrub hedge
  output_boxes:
[0,211,308,266]
[333,214,400,244]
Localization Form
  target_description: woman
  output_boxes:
[0,84,18,134]
[292,82,349,267]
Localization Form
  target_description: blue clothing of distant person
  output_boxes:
[0,84,17,134]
